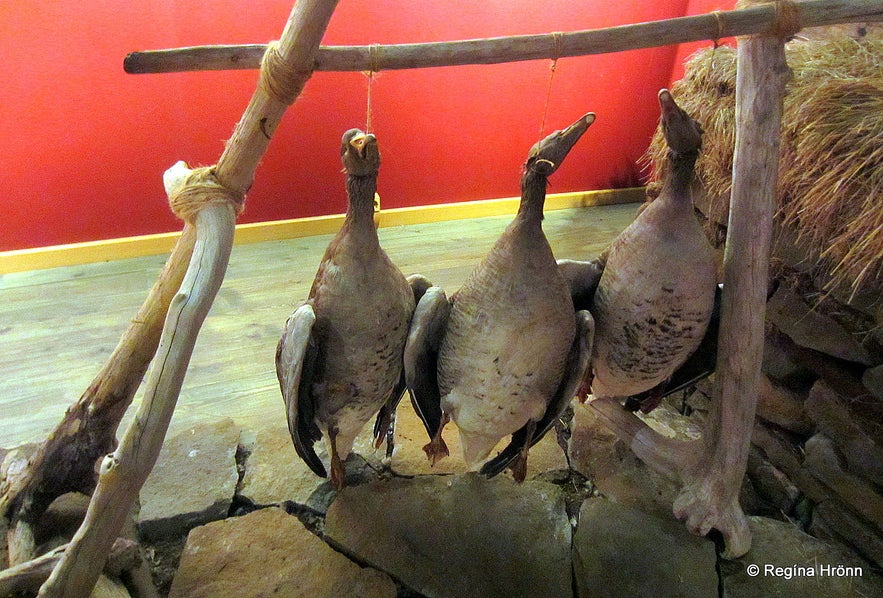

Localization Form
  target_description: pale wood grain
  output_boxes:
[123,0,883,74]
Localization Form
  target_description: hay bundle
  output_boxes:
[645,35,883,296]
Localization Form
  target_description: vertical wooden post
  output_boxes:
[36,2,340,596]
[672,0,792,558]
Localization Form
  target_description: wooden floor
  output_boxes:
[0,204,637,449]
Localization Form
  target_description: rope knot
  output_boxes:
[771,0,801,39]
[259,40,311,105]
[166,164,245,223]
[736,0,801,39]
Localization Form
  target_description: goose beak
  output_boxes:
[349,132,374,158]
[658,89,680,122]
[560,112,596,143]
[529,112,595,175]
[658,88,702,154]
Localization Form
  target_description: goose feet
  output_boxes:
[422,413,450,466]
[508,419,537,483]
[329,431,346,491]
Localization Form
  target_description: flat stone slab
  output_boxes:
[137,418,241,541]
[237,424,329,506]
[722,516,882,597]
[568,402,681,517]
[169,507,396,598]
[766,286,872,365]
[572,499,718,598]
[325,473,572,598]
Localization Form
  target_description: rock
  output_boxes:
[864,365,883,400]
[572,499,717,598]
[237,425,326,506]
[805,381,883,487]
[569,402,681,518]
[137,419,241,541]
[756,374,813,435]
[811,500,883,570]
[746,446,800,515]
[761,326,816,388]
[751,421,833,505]
[766,286,872,365]
[324,474,572,598]
[803,434,883,529]
[722,516,882,597]
[388,399,470,476]
[304,453,384,516]
[169,507,396,598]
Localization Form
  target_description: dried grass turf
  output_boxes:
[644,35,882,296]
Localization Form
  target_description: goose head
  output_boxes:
[525,113,595,176]
[658,89,702,155]
[341,128,380,176]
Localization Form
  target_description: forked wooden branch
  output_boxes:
[0,538,140,597]
[123,0,883,74]
[588,1,790,558]
[1,227,194,566]
[31,1,341,596]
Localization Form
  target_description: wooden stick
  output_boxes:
[0,539,139,597]
[1,226,194,566]
[672,0,791,559]
[123,0,883,75]
[588,398,698,480]
[36,2,341,596]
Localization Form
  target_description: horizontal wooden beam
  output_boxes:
[124,0,883,74]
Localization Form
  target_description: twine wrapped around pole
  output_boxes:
[259,40,313,106]
[166,166,246,223]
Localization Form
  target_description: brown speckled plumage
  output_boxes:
[429,114,596,477]
[590,90,716,399]
[276,130,414,489]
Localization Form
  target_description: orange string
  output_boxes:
[365,70,375,134]
[539,59,557,139]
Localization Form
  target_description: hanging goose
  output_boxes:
[579,89,718,411]
[405,114,597,481]
[276,129,429,490]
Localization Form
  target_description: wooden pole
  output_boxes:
[672,0,792,558]
[1,225,194,566]
[123,0,883,75]
[35,2,340,595]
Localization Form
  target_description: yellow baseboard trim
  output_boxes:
[0,187,643,274]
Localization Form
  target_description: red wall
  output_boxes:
[669,0,738,83]
[2,1,693,251]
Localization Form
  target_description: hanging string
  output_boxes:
[363,44,382,134]
[709,10,726,67]
[364,70,375,133]
[539,32,564,139]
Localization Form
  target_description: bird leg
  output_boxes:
[509,419,537,483]
[422,412,451,466]
[383,406,397,462]
[328,429,346,491]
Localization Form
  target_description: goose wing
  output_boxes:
[275,304,325,477]
[403,285,451,440]
[557,258,604,312]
